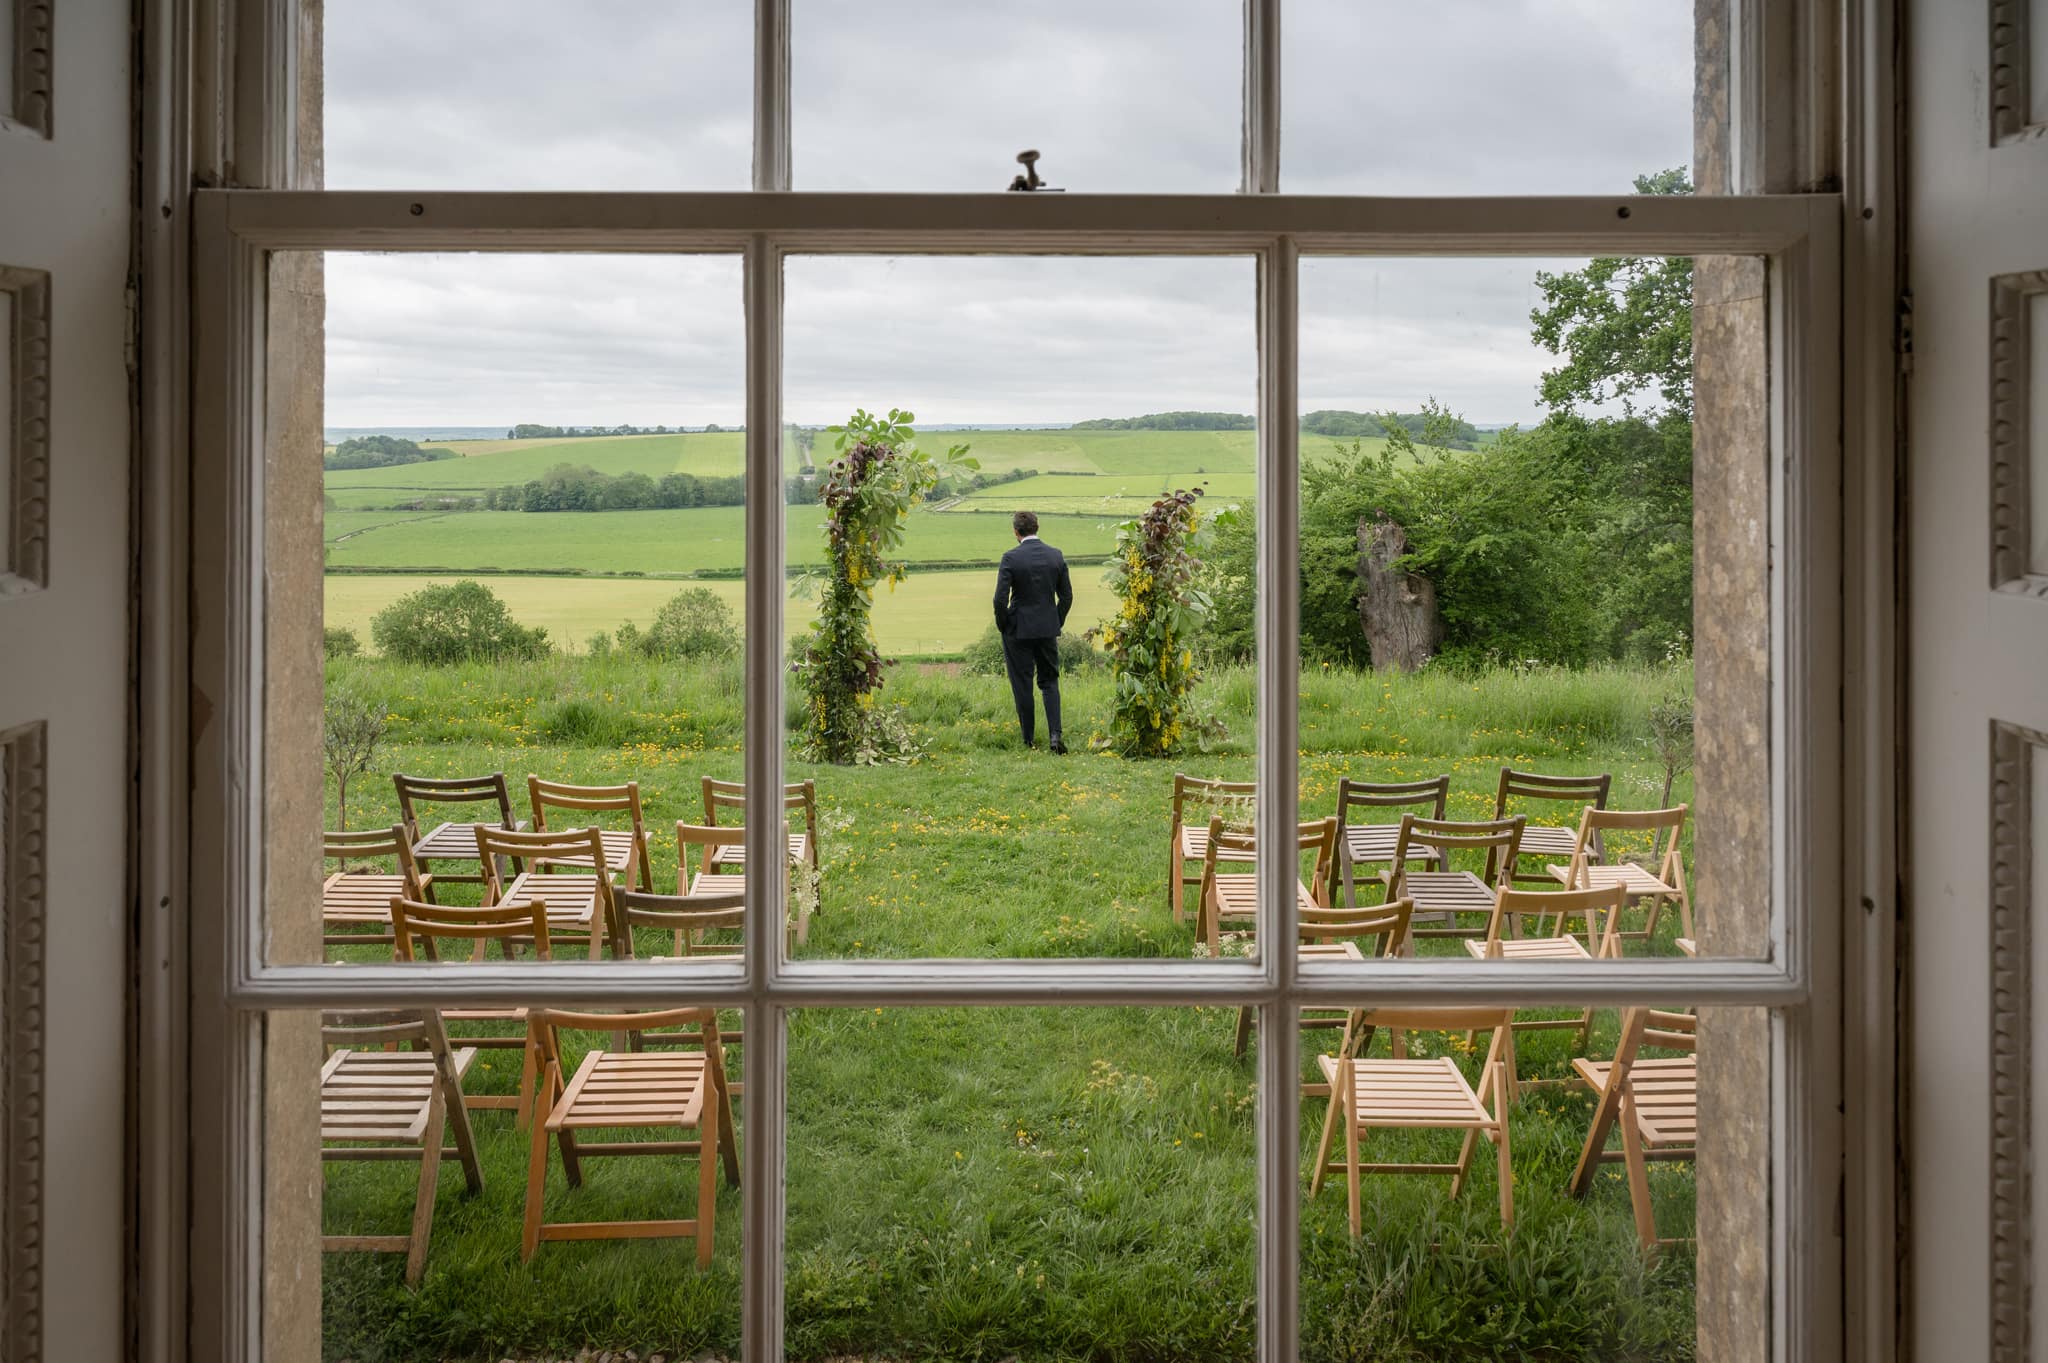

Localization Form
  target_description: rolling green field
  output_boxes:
[323,568,1117,656]
[324,506,1123,576]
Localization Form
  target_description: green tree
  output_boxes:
[1529,169,1695,420]
[369,580,550,664]
[323,683,387,830]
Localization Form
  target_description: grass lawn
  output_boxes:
[323,566,1119,658]
[314,657,1701,1361]
[322,506,1124,576]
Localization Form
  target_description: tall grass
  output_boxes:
[331,654,1690,763]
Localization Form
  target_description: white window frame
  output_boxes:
[157,3,1883,1360]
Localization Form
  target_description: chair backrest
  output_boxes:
[528,775,649,842]
[1355,1004,1517,1035]
[1171,772,1257,828]
[525,1006,730,1097]
[1482,883,1629,955]
[676,821,747,881]
[1561,804,1689,889]
[392,771,517,842]
[1201,815,1337,903]
[1333,775,1450,826]
[320,1008,461,1066]
[613,886,748,958]
[1388,814,1525,890]
[1606,1006,1699,1077]
[1495,768,1612,824]
[703,778,818,841]
[324,824,423,891]
[1298,899,1413,956]
[390,896,553,962]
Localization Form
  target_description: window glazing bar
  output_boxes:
[754,0,791,191]
[208,189,1831,257]
[1243,0,1281,193]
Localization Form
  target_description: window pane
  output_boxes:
[277,251,749,966]
[1296,253,1766,962]
[780,255,1262,961]
[278,1005,745,1358]
[791,0,1243,192]
[1291,1001,1765,1357]
[323,1,753,190]
[787,1006,1254,1355]
[1283,0,1697,196]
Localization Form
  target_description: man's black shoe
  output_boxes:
[1049,737,1068,755]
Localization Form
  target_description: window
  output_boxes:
[187,4,1844,1359]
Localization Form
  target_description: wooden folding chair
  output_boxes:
[1494,768,1612,887]
[1380,814,1525,941]
[526,775,655,892]
[1329,776,1449,906]
[1310,1006,1518,1234]
[1545,804,1693,948]
[393,770,527,900]
[479,825,618,960]
[1460,883,1628,1062]
[607,824,762,959]
[1234,899,1414,1063]
[522,1007,741,1269]
[1196,814,1335,953]
[1168,773,1257,921]
[390,895,553,1123]
[321,825,429,952]
[1568,1006,1698,1252]
[319,1010,482,1284]
[702,777,819,876]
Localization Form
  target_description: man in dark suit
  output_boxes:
[993,510,1075,753]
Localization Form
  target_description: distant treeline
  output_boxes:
[324,434,458,471]
[506,422,740,440]
[482,464,748,512]
[1069,410,1481,447]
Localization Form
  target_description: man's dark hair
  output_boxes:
[1013,510,1039,537]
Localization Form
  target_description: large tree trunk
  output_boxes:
[1357,515,1442,671]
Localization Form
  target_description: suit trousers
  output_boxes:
[1001,634,1062,744]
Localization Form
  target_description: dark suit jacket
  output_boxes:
[994,537,1074,640]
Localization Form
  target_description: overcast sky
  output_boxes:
[322,1,1693,430]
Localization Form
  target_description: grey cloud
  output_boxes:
[321,4,1691,429]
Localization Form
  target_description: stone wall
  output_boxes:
[262,1,325,1355]
[1692,3,1773,1360]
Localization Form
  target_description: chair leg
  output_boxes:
[558,1126,584,1188]
[716,1084,741,1187]
[406,1087,448,1284]
[521,1115,550,1261]
[1233,1006,1254,1059]
[515,1037,538,1132]
[696,1117,719,1270]
[1451,1127,1479,1200]
[1169,840,1184,921]
[444,1077,484,1194]
[1494,1068,1515,1228]
[1570,1086,1624,1199]
[1344,1104,1363,1237]
[1620,1093,1657,1250]
[1310,1088,1341,1197]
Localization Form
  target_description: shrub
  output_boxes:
[1095,488,1228,757]
[322,625,363,659]
[369,580,550,665]
[322,683,387,829]
[636,588,741,660]
[963,624,1106,677]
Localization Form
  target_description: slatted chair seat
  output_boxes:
[1514,823,1583,859]
[1341,824,1442,866]
[530,827,641,877]
[413,819,520,861]
[1320,1054,1491,1126]
[322,872,413,938]
[522,1007,740,1269]
[1569,1056,1699,1147]
[320,1011,482,1284]
[1546,860,1682,897]
[1180,825,1259,864]
[1208,872,1319,933]
[1386,869,1498,934]
[708,832,810,871]
[497,872,602,932]
[1309,1006,1517,1233]
[320,1046,479,1143]
[1461,934,1592,962]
